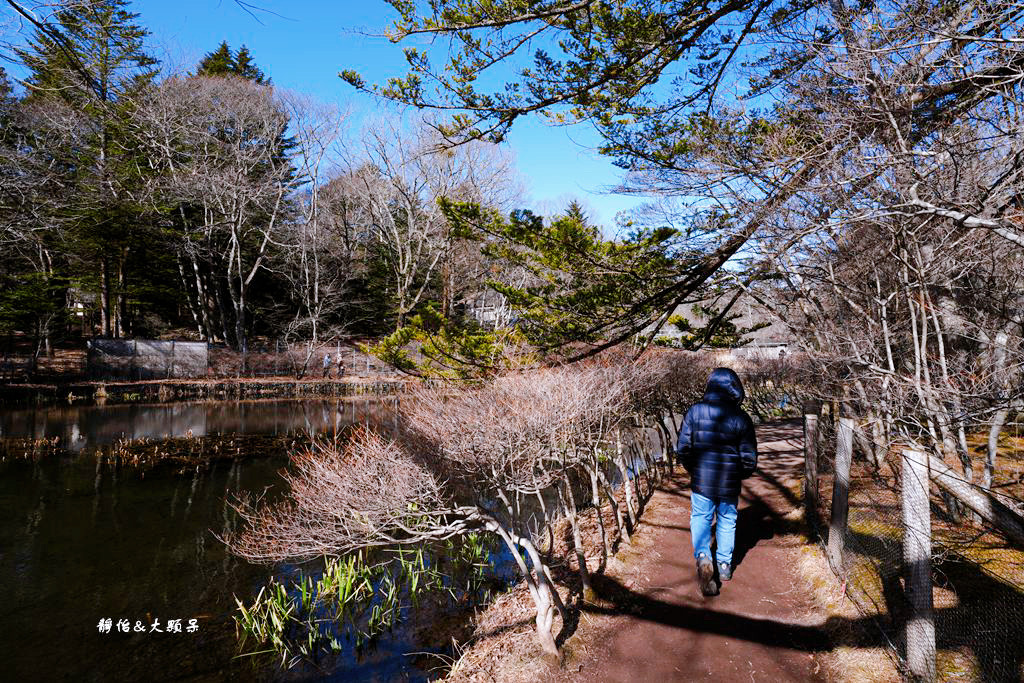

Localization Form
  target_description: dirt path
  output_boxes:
[556,419,830,682]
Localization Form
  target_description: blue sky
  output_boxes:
[129,0,647,227]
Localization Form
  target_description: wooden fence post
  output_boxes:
[803,405,820,532]
[902,447,936,681]
[827,416,854,573]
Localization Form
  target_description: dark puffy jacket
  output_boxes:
[675,367,758,500]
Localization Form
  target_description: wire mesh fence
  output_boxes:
[807,411,1024,681]
[204,341,397,379]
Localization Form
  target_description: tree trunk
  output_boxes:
[928,452,1024,548]
[488,519,562,659]
[115,250,127,338]
[852,420,879,469]
[804,408,820,531]
[177,256,205,340]
[193,258,213,341]
[589,466,610,569]
[985,408,1009,491]
[561,479,593,598]
[658,418,675,474]
[614,431,638,526]
[534,489,555,562]
[599,468,630,543]
[100,258,111,337]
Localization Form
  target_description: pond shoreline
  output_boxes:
[0,376,411,408]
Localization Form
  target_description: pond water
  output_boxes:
[0,398,458,682]
[0,397,400,450]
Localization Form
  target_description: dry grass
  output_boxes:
[759,462,901,681]
[0,432,305,468]
[443,581,558,683]
[811,446,1024,682]
[794,536,902,682]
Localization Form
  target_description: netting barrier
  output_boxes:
[806,412,1024,681]
[87,339,208,380]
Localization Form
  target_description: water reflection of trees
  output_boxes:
[0,396,401,452]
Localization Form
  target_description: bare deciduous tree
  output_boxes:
[339,118,520,330]
[138,75,297,352]
[719,0,1024,517]
[228,358,692,658]
[273,93,352,375]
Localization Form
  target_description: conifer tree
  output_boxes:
[17,0,156,98]
[233,45,268,84]
[0,66,16,158]
[196,41,268,83]
[14,0,160,339]
[195,41,234,77]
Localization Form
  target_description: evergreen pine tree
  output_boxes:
[0,66,20,240]
[196,42,268,83]
[0,66,15,139]
[16,0,157,104]
[195,41,234,77]
[233,45,269,84]
[563,200,590,230]
[15,0,161,339]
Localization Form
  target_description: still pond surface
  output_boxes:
[0,398,455,682]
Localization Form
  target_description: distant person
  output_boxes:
[322,353,332,378]
[675,367,758,596]
[335,351,345,378]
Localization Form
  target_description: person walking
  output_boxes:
[322,352,332,378]
[675,367,758,596]
[334,350,345,378]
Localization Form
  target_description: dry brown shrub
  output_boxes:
[227,427,478,563]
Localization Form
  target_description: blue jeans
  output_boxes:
[690,491,738,566]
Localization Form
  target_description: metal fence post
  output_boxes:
[827,416,854,573]
[901,447,936,681]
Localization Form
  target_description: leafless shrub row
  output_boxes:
[228,353,711,657]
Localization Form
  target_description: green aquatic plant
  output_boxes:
[234,581,303,667]
[233,535,500,669]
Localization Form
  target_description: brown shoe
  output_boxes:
[697,554,718,596]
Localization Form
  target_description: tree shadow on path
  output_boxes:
[583,572,838,652]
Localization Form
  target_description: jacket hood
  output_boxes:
[703,367,745,404]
